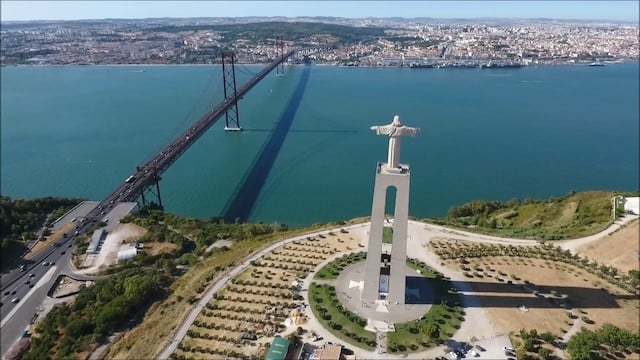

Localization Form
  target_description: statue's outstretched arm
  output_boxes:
[370,125,394,136]
[399,127,421,137]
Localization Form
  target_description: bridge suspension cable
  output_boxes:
[142,68,219,166]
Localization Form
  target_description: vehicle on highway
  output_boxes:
[43,262,50,267]
[3,290,10,296]
[11,298,19,303]
[28,273,35,278]
[25,280,30,285]
[61,251,66,255]
[11,290,17,295]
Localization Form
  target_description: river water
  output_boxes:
[2,63,638,226]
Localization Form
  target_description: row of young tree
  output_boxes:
[310,283,375,348]
[567,324,640,360]
[432,241,639,293]
[512,328,557,360]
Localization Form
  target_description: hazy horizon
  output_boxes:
[1,1,638,23]
[1,15,638,24]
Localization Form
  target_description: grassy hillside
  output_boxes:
[436,191,619,240]
[151,21,386,44]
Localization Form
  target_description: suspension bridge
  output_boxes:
[0,45,299,291]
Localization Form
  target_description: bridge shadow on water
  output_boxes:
[222,66,312,223]
[405,277,634,309]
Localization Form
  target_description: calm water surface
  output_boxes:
[2,64,638,226]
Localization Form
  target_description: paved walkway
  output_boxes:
[555,215,638,252]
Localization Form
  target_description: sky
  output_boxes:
[1,1,638,22]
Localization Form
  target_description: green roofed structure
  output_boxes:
[265,337,289,360]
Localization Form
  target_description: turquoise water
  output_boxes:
[2,64,638,226]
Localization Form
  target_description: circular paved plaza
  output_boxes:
[334,261,432,323]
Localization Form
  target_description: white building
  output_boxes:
[117,246,138,263]
[624,197,639,215]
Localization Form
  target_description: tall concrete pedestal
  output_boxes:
[362,164,411,305]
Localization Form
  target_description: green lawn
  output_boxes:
[383,226,393,244]
[311,257,465,353]
[314,252,366,280]
[308,283,376,350]
[387,258,465,353]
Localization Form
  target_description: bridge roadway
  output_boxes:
[0,50,294,294]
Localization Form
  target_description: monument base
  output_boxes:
[335,260,432,331]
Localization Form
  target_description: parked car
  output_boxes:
[11,298,20,303]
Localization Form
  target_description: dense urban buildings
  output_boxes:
[1,17,638,66]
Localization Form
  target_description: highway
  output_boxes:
[0,243,79,355]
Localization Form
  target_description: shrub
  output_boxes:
[538,347,551,360]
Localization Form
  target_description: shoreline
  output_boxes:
[2,59,637,69]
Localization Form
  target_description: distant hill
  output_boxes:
[149,21,387,44]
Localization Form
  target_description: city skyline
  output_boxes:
[1,1,639,22]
